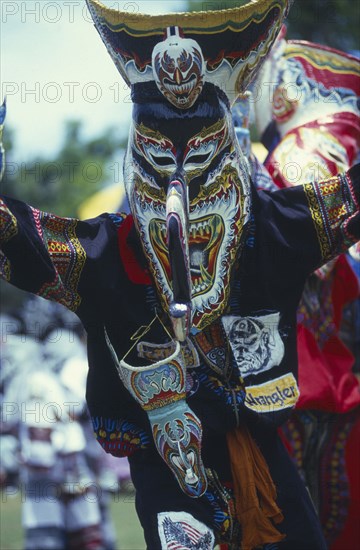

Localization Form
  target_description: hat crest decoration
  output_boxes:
[152,26,205,109]
[86,0,292,106]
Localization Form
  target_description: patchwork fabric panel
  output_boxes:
[157,511,215,550]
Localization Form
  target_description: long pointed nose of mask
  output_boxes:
[166,179,192,341]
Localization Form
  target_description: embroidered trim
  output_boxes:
[108,212,126,228]
[137,338,200,368]
[0,198,18,243]
[304,175,359,261]
[280,416,304,476]
[33,209,86,311]
[0,199,19,281]
[91,416,150,457]
[193,322,232,379]
[0,250,11,281]
[282,410,356,547]
[38,275,68,304]
[342,172,360,242]
[197,367,245,408]
[320,413,356,545]
[205,468,240,545]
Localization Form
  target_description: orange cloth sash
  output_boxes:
[226,425,285,550]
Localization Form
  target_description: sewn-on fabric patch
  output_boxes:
[157,511,215,549]
[222,312,284,378]
[245,372,300,413]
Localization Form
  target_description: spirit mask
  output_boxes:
[125,83,251,335]
[87,0,291,335]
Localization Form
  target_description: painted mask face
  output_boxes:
[152,28,205,110]
[124,88,251,331]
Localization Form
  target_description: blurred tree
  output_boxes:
[186,0,359,52]
[286,0,359,52]
[1,120,127,218]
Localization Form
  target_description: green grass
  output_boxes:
[0,492,23,550]
[109,492,146,549]
[0,490,146,550]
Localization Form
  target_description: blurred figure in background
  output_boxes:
[1,298,124,550]
[251,29,360,549]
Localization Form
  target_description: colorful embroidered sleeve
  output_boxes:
[0,197,18,282]
[0,195,87,311]
[302,168,359,263]
[259,164,360,276]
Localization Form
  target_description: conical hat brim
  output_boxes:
[87,0,291,104]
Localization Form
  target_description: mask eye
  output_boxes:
[133,123,176,175]
[135,140,176,174]
[150,152,176,168]
[184,142,216,172]
[184,152,211,166]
